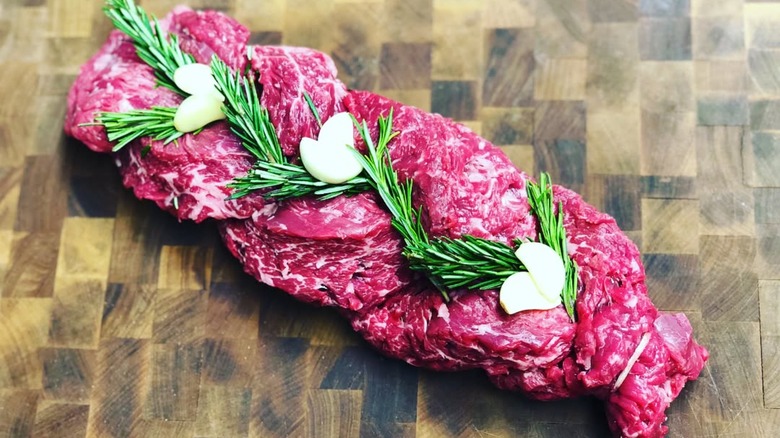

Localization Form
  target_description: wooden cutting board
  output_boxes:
[1,0,777,436]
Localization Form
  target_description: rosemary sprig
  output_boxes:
[303,91,322,127]
[210,57,284,164]
[210,56,373,200]
[227,161,371,200]
[104,0,194,95]
[88,107,184,152]
[352,114,578,320]
[526,174,578,321]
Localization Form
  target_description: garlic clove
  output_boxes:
[173,63,224,101]
[317,112,355,147]
[299,136,363,184]
[499,272,560,315]
[173,94,226,133]
[515,242,566,303]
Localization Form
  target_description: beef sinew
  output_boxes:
[65,7,708,437]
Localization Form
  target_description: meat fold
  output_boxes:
[64,7,708,437]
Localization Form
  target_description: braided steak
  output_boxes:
[64,6,708,437]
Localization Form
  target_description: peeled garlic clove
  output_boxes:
[500,272,560,315]
[515,242,566,303]
[318,112,355,147]
[173,63,223,101]
[174,94,226,133]
[299,136,363,184]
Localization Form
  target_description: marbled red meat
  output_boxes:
[65,7,708,437]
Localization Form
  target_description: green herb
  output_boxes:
[525,174,578,321]
[303,91,322,127]
[210,57,373,200]
[227,161,372,200]
[86,107,184,152]
[210,57,284,164]
[352,114,578,320]
[104,0,194,95]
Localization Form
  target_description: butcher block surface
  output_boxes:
[0,0,778,436]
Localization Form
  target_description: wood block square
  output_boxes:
[0,167,22,230]
[144,343,202,421]
[15,155,67,233]
[282,0,335,49]
[483,0,535,28]
[534,101,586,142]
[306,390,362,437]
[588,0,638,23]
[699,190,755,236]
[39,348,94,402]
[3,232,58,298]
[32,402,89,438]
[756,223,780,278]
[760,280,780,337]
[206,284,260,340]
[641,175,697,199]
[692,17,745,60]
[534,58,587,101]
[534,0,589,58]
[694,61,748,93]
[382,0,433,43]
[755,188,780,224]
[0,119,32,169]
[597,175,642,231]
[640,61,694,113]
[431,1,483,80]
[640,110,697,176]
[587,109,641,174]
[380,89,432,112]
[482,28,535,107]
[696,126,746,192]
[641,198,699,253]
[234,0,284,31]
[644,253,699,310]
[101,283,155,340]
[692,322,763,421]
[0,298,52,389]
[639,18,692,61]
[250,337,310,437]
[500,145,534,173]
[762,335,780,408]
[639,0,690,16]
[750,99,780,130]
[747,131,780,186]
[587,23,640,110]
[326,2,385,91]
[431,81,477,121]
[194,385,252,437]
[534,139,586,190]
[201,338,257,387]
[696,95,748,125]
[699,236,759,322]
[3,7,46,63]
[748,49,780,94]
[56,217,114,281]
[691,0,742,17]
[744,4,780,50]
[49,279,105,349]
[152,288,207,344]
[157,246,212,291]
[379,43,431,90]
[87,338,150,438]
[0,390,38,437]
[480,107,534,146]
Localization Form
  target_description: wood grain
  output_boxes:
[1,0,778,436]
